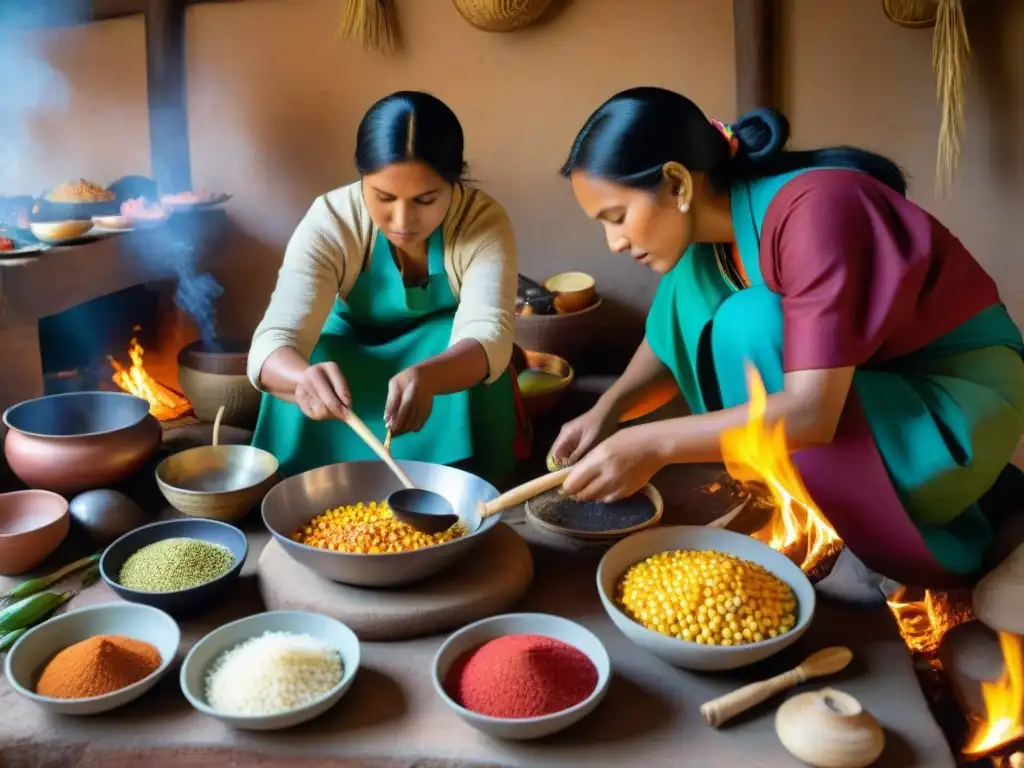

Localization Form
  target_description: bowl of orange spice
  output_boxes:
[4,602,180,715]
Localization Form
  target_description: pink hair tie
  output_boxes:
[710,119,740,158]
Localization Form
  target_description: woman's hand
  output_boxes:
[550,404,620,465]
[295,362,351,421]
[561,426,666,502]
[385,367,435,436]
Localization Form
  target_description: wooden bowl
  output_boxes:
[0,490,70,575]
[517,350,574,422]
[544,271,597,315]
[29,220,94,244]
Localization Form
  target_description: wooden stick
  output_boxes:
[342,412,414,489]
[478,468,572,520]
[211,404,225,447]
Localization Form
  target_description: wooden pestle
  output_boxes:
[700,646,853,728]
[476,467,573,520]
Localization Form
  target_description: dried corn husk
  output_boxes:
[451,0,552,32]
[882,0,972,197]
[337,0,400,54]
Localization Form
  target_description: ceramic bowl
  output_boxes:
[99,518,248,617]
[0,490,71,575]
[3,391,162,495]
[155,444,279,524]
[433,613,611,740]
[180,610,360,731]
[596,526,815,671]
[544,271,597,314]
[517,350,574,421]
[4,602,180,715]
[262,460,501,587]
[29,219,94,243]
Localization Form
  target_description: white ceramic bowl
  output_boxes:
[432,613,611,740]
[4,602,181,715]
[180,610,360,731]
[597,526,815,671]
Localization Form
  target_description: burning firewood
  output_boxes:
[938,620,1024,763]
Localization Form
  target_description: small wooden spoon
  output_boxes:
[700,646,854,728]
[475,467,573,520]
[340,411,416,491]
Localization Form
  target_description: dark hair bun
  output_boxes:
[732,108,790,160]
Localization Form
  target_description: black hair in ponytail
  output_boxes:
[559,87,907,196]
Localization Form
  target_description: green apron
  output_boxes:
[252,226,518,484]
[646,169,1024,585]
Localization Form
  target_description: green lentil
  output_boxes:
[118,537,235,592]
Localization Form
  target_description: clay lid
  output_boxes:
[177,338,249,375]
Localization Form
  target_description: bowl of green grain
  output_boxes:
[99,518,248,617]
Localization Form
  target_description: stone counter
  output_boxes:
[0,524,955,768]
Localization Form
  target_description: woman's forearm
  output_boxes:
[597,338,681,420]
[643,367,855,465]
[258,347,310,403]
[414,339,490,395]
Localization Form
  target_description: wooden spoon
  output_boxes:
[340,411,416,490]
[475,467,573,521]
[700,646,854,727]
[211,405,225,446]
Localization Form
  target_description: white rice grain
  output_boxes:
[204,630,343,716]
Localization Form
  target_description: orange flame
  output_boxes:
[962,632,1024,759]
[884,587,971,658]
[719,365,843,574]
[109,336,191,422]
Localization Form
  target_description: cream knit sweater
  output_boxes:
[248,182,518,389]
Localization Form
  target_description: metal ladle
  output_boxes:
[390,466,573,534]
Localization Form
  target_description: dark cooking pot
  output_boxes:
[3,392,162,494]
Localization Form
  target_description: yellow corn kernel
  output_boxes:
[291,500,466,554]
[613,549,797,648]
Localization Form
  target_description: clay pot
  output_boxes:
[0,490,70,575]
[3,392,162,495]
[517,350,575,422]
[177,338,261,428]
[775,687,885,768]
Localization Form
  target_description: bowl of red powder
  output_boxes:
[4,602,180,715]
[433,613,611,740]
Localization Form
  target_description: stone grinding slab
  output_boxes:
[256,524,534,641]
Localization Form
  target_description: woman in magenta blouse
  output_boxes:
[552,87,1024,587]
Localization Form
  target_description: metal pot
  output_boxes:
[3,392,162,494]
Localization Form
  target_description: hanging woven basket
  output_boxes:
[882,0,973,196]
[452,0,553,32]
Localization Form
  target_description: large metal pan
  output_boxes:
[261,460,500,587]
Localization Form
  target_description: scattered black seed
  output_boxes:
[529,489,656,533]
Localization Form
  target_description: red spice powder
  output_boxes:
[444,633,598,719]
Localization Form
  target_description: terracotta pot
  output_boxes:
[3,392,162,495]
[177,338,261,428]
[518,350,574,423]
[0,490,70,575]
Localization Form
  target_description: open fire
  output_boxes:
[885,587,972,659]
[962,631,1024,762]
[109,333,192,422]
[718,365,844,578]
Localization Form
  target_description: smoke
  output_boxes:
[0,8,224,344]
[0,26,70,192]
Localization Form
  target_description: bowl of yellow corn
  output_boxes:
[596,525,815,671]
[262,460,501,587]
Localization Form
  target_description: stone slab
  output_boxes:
[257,524,534,641]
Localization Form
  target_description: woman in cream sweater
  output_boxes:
[248,91,527,480]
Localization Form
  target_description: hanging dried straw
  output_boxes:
[932,0,970,196]
[337,0,400,54]
[881,0,972,197]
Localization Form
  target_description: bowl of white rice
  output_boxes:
[179,610,360,730]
